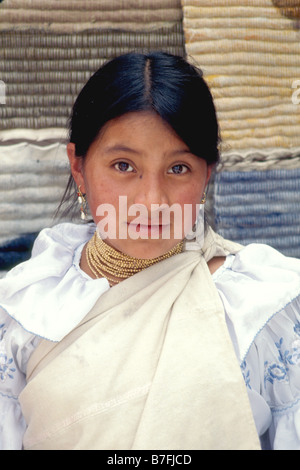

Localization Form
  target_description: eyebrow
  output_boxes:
[103,145,192,156]
[103,145,140,155]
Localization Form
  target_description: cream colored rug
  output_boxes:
[182,0,300,166]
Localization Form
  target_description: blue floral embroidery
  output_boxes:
[294,322,300,337]
[241,360,252,390]
[264,363,287,386]
[264,337,300,387]
[0,353,16,382]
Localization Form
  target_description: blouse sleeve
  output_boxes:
[0,306,39,450]
[243,297,300,450]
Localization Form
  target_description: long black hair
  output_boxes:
[57,51,220,219]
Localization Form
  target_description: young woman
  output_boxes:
[1,52,300,450]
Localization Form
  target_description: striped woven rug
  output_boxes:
[214,166,300,257]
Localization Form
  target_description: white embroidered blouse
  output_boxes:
[1,223,300,450]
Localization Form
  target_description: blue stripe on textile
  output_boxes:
[0,233,38,270]
[214,168,300,258]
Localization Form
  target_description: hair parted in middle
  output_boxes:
[58,51,220,219]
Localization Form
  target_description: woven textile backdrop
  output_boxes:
[0,0,300,276]
[182,0,300,256]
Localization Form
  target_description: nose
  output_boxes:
[133,173,169,210]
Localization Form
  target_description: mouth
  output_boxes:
[127,222,171,238]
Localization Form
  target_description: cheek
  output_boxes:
[85,180,129,231]
[172,188,204,237]
[176,185,204,210]
[88,190,119,220]
[83,168,117,212]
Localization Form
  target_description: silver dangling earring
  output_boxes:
[77,186,87,220]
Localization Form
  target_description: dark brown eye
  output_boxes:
[168,164,188,175]
[114,162,134,172]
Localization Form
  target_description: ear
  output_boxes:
[66,143,86,193]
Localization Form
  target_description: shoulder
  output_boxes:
[0,222,109,342]
[213,243,300,362]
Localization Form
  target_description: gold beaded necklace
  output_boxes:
[86,231,184,286]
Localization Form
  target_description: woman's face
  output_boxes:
[67,111,212,259]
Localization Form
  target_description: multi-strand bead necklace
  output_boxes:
[86,231,184,286]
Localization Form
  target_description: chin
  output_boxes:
[115,238,182,259]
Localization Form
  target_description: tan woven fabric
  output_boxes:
[0,0,185,130]
[0,0,182,32]
[182,0,300,159]
[0,26,185,130]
